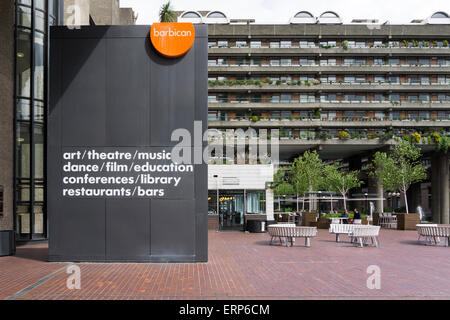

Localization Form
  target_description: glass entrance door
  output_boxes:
[219,190,244,231]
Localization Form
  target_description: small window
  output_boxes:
[270,60,280,66]
[235,41,247,48]
[182,12,201,18]
[270,42,280,48]
[280,41,292,48]
[250,41,261,48]
[218,41,228,48]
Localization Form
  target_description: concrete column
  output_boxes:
[431,154,441,223]
[0,0,14,231]
[439,155,449,224]
[432,154,449,224]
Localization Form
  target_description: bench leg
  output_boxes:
[305,237,311,247]
[358,237,364,248]
[446,237,449,247]
[336,234,340,242]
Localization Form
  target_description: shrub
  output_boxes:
[251,115,259,122]
[337,130,350,139]
[432,133,441,144]
[411,133,422,144]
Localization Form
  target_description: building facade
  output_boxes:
[177,10,450,230]
[0,0,135,241]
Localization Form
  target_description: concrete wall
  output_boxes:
[63,0,135,26]
[63,0,90,27]
[0,0,14,231]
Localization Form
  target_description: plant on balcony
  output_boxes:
[368,140,427,213]
[251,115,259,122]
[342,40,349,50]
[444,40,449,47]
[276,80,281,85]
[265,78,273,85]
[305,80,311,86]
[433,40,438,47]
[336,130,350,140]
[381,130,395,141]
[297,80,303,85]
[410,133,422,144]
[431,133,441,144]
[313,79,321,85]
[317,132,328,140]
[312,109,321,119]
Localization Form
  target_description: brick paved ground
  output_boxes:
[1,229,449,300]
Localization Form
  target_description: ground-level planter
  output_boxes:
[302,212,318,226]
[373,212,381,226]
[396,213,421,230]
[0,231,16,256]
[317,217,331,229]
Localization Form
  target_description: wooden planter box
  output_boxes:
[396,213,420,230]
[302,212,318,226]
[317,217,330,229]
[373,212,380,226]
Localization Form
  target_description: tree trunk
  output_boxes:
[403,189,409,214]
[342,192,347,210]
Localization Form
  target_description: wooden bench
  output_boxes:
[268,225,318,247]
[416,224,450,246]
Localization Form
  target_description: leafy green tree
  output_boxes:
[324,163,363,210]
[369,140,427,213]
[291,150,325,211]
[273,168,294,211]
[159,1,176,22]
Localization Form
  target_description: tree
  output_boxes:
[324,163,363,210]
[273,168,294,211]
[159,1,176,22]
[290,163,309,212]
[291,150,325,212]
[369,140,427,213]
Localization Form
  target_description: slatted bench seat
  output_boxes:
[349,226,381,247]
[329,224,358,242]
[267,225,318,247]
[416,224,450,247]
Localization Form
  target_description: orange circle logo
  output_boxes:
[150,23,195,58]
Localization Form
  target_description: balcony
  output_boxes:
[208,118,450,128]
[208,64,450,74]
[208,82,450,92]
[208,46,450,57]
[208,101,450,111]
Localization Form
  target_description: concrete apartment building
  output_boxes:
[176,10,450,231]
[0,0,135,242]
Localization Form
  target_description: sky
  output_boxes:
[120,0,450,25]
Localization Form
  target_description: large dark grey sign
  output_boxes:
[48,25,208,262]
